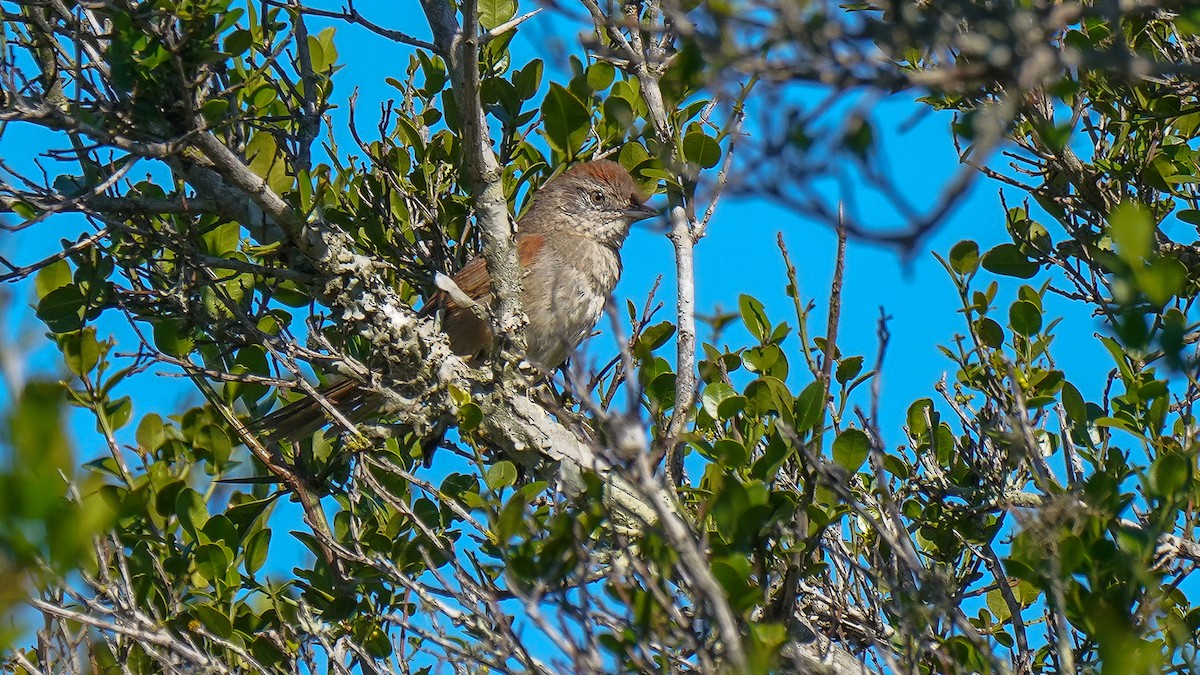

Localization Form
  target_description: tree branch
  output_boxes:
[420,0,525,353]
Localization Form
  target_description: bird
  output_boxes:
[255,158,657,446]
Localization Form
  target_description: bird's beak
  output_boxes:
[625,203,658,222]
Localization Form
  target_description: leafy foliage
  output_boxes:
[2,0,1200,674]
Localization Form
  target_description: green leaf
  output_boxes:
[53,173,89,198]
[1016,284,1043,311]
[1013,579,1040,606]
[710,555,761,613]
[478,0,517,31]
[244,528,271,575]
[10,382,72,482]
[495,494,526,541]
[447,384,471,408]
[417,52,448,97]
[1151,452,1190,499]
[512,59,543,100]
[412,497,442,531]
[1008,300,1043,337]
[683,131,721,169]
[1109,201,1153,265]
[194,543,230,585]
[934,422,956,463]
[586,62,615,91]
[153,319,195,357]
[363,622,393,658]
[843,116,873,157]
[102,396,132,432]
[1010,209,1052,257]
[458,402,483,431]
[193,603,233,640]
[1061,382,1087,428]
[793,381,826,432]
[619,143,651,174]
[637,322,676,352]
[201,99,229,125]
[907,398,935,437]
[195,424,232,467]
[981,244,1038,279]
[832,428,870,472]
[748,621,789,654]
[1136,257,1186,307]
[717,395,746,419]
[485,461,518,491]
[835,356,864,384]
[974,317,1004,348]
[82,456,121,478]
[35,259,72,298]
[1098,335,1135,384]
[1177,209,1200,226]
[541,83,590,157]
[702,382,737,420]
[884,453,910,479]
[738,294,770,343]
[223,28,252,55]
[949,240,980,275]
[176,487,209,540]
[200,222,240,257]
[646,371,676,411]
[743,377,792,418]
[712,438,749,467]
[987,588,1012,623]
[225,496,275,536]
[1035,121,1073,152]
[9,200,36,219]
[311,27,338,73]
[245,130,282,183]
[36,285,86,333]
[1093,416,1145,438]
[201,515,237,549]
[58,328,101,377]
[136,413,166,452]
[743,345,787,379]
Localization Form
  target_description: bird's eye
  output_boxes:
[591,190,606,204]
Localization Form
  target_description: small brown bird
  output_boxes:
[258,159,656,443]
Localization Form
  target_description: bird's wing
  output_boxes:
[438,233,545,310]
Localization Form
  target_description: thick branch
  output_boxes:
[420,0,524,346]
[664,205,695,487]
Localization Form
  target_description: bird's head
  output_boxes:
[519,159,657,246]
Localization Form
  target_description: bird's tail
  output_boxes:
[251,378,380,445]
